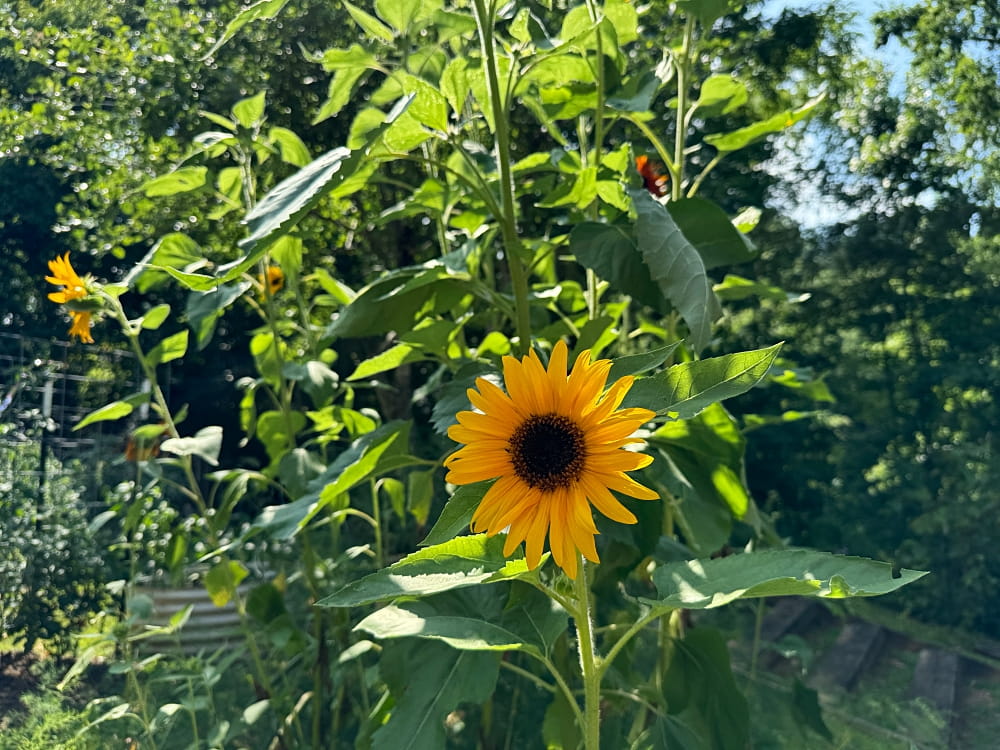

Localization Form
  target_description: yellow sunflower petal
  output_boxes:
[523,494,551,569]
[523,348,555,412]
[548,488,577,576]
[603,472,660,500]
[547,340,569,395]
[568,499,600,563]
[584,375,634,421]
[587,450,653,473]
[580,475,638,524]
[503,353,544,415]
[68,311,94,343]
[471,475,522,529]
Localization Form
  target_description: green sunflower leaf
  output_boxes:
[608,342,681,380]
[623,343,781,418]
[357,604,532,653]
[645,549,928,612]
[374,640,499,750]
[316,534,532,607]
[420,479,495,547]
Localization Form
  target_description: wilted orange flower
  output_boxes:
[46,253,94,343]
[445,341,658,579]
[636,155,668,197]
[125,423,168,462]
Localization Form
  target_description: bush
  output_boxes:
[0,426,110,654]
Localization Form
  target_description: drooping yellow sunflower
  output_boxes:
[46,253,94,343]
[67,310,95,344]
[445,340,658,579]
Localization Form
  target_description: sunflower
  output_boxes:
[260,265,284,297]
[445,340,658,579]
[46,252,94,343]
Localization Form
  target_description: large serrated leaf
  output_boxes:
[317,534,532,607]
[668,198,755,269]
[632,190,722,351]
[704,94,824,153]
[239,94,414,255]
[374,640,498,750]
[623,344,782,417]
[647,549,928,611]
[608,342,681,381]
[570,221,664,311]
[253,421,410,539]
[357,604,532,653]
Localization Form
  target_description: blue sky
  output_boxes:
[759,0,920,226]
[762,0,915,85]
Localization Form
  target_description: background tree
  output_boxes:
[722,0,1000,634]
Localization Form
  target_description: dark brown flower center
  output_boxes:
[508,413,586,492]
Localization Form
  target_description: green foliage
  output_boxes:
[24,1,935,748]
[0,428,109,654]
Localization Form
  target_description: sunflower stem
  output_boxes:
[471,0,531,354]
[673,16,696,202]
[573,556,602,750]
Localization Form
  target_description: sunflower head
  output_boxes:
[260,265,284,297]
[46,252,90,304]
[46,253,97,343]
[445,340,658,579]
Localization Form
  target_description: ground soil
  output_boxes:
[0,651,41,726]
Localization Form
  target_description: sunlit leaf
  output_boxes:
[142,166,207,197]
[624,344,782,417]
[694,74,748,114]
[608,342,681,380]
[161,426,224,466]
[317,534,532,607]
[240,94,413,254]
[704,94,825,153]
[73,392,150,431]
[203,0,291,59]
[343,0,394,41]
[254,422,410,538]
[647,549,928,611]
[232,91,266,129]
[204,560,249,606]
[146,330,189,366]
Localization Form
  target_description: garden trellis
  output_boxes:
[0,331,147,502]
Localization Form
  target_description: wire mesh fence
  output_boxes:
[0,331,160,507]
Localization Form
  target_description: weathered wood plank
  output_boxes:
[909,648,959,714]
[809,620,885,692]
[760,597,821,644]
